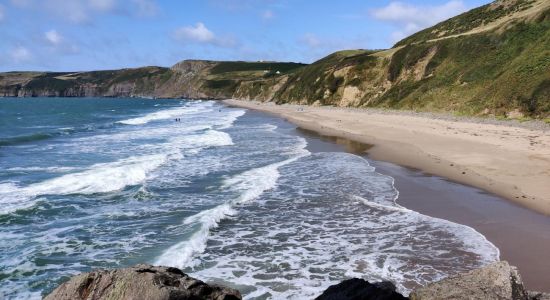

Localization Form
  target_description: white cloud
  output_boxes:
[11,46,32,63]
[173,23,238,48]
[300,33,321,48]
[9,0,32,7]
[89,0,117,12]
[261,9,274,20]
[371,0,467,43]
[174,22,215,43]
[45,30,63,46]
[132,0,159,17]
[10,0,159,24]
[42,29,80,55]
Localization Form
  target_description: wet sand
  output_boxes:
[295,127,550,292]
[223,99,550,216]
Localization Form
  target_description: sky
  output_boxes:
[0,0,492,72]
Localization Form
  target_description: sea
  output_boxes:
[0,98,500,299]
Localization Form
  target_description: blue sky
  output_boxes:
[0,0,491,71]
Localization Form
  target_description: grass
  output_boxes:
[369,14,550,117]
[1,4,548,118]
[209,61,306,75]
[395,0,538,47]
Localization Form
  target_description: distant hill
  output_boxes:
[1,0,548,118]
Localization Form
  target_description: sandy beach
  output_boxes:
[293,123,550,292]
[224,99,550,216]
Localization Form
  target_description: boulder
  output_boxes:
[529,291,550,300]
[315,278,408,300]
[44,264,241,300]
[409,261,528,300]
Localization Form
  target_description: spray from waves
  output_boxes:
[216,110,246,129]
[5,166,80,173]
[154,137,310,268]
[0,154,169,215]
[117,102,215,125]
[0,128,236,215]
[170,130,233,151]
[356,170,501,265]
[180,152,501,298]
[351,170,500,264]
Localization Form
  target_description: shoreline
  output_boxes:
[267,111,550,292]
[223,99,550,216]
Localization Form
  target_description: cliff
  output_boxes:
[1,0,549,118]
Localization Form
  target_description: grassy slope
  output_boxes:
[0,0,548,117]
[0,67,173,97]
[374,9,550,116]
[236,0,550,118]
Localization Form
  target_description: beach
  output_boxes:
[223,99,550,216]
[2,97,549,298]
[294,126,550,292]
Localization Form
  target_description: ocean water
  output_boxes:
[0,98,499,299]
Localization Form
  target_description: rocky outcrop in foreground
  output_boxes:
[315,279,407,300]
[410,261,532,300]
[46,261,549,300]
[44,264,241,300]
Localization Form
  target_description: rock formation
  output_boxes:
[409,261,527,300]
[315,278,408,300]
[45,261,550,300]
[44,264,241,300]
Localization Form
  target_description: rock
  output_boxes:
[315,278,408,300]
[409,261,528,300]
[529,291,550,300]
[507,109,524,119]
[44,264,241,300]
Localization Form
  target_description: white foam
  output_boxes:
[170,130,233,150]
[155,204,237,268]
[354,194,500,264]
[0,154,168,215]
[154,137,310,269]
[215,110,246,130]
[182,152,500,298]
[6,166,79,173]
[117,102,214,125]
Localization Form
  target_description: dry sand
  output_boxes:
[223,99,550,216]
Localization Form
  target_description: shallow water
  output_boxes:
[0,98,499,299]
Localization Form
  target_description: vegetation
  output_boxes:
[209,61,305,75]
[0,0,548,118]
[395,0,537,46]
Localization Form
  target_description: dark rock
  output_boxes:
[315,278,408,300]
[409,261,528,300]
[44,264,241,300]
[529,291,550,300]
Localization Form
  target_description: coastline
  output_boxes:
[223,99,550,216]
[277,113,550,292]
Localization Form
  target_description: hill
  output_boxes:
[235,0,550,118]
[1,0,548,118]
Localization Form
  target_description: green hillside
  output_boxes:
[236,0,550,118]
[1,0,548,118]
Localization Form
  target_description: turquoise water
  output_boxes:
[0,98,499,299]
